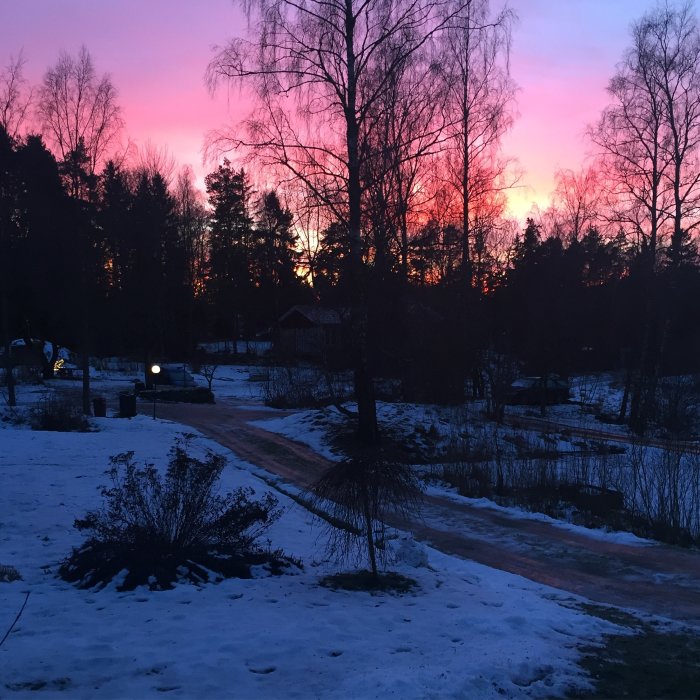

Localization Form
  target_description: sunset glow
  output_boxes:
[4,0,654,222]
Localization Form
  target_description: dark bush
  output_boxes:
[30,394,90,432]
[0,564,22,582]
[59,438,292,590]
[655,377,699,438]
[139,387,214,404]
[263,367,319,408]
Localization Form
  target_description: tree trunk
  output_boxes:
[618,351,631,423]
[41,339,58,380]
[345,0,379,447]
[2,295,15,407]
[81,312,91,415]
[362,484,378,581]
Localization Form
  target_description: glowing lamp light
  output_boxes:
[151,364,161,419]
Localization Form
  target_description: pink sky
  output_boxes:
[3,0,653,221]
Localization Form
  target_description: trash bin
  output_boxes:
[119,392,137,418]
[92,397,107,417]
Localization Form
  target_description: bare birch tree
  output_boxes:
[174,166,209,299]
[0,52,33,141]
[37,46,122,182]
[549,166,604,243]
[361,39,446,281]
[643,1,700,266]
[440,0,516,287]
[207,0,469,445]
[590,19,671,270]
[37,47,123,415]
[591,23,670,431]
[590,2,700,432]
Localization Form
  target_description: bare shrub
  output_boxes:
[59,438,289,590]
[0,565,21,582]
[311,456,422,582]
[655,377,699,439]
[572,374,603,411]
[625,443,700,543]
[263,366,351,408]
[30,394,89,432]
[199,363,219,391]
[483,352,520,421]
[264,367,318,408]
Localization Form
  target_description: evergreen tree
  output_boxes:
[125,171,180,360]
[205,161,253,339]
[252,190,304,323]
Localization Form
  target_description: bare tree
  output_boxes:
[440,0,517,287]
[361,40,446,281]
[136,141,177,186]
[590,12,670,431]
[37,47,123,415]
[174,166,209,298]
[549,166,604,243]
[207,0,469,445]
[199,363,219,392]
[590,2,700,432]
[643,1,700,266]
[37,46,123,181]
[311,456,422,582]
[0,51,33,141]
[590,20,671,270]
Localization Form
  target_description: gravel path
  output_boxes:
[151,399,700,625]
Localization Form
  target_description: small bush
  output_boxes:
[0,564,22,582]
[655,377,699,439]
[263,367,318,408]
[30,394,89,432]
[262,366,352,408]
[60,438,291,590]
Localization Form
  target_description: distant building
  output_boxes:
[277,305,347,363]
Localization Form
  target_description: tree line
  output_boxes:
[2,1,700,440]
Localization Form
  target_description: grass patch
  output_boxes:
[320,570,417,594]
[569,604,700,699]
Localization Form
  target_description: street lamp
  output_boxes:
[151,364,161,419]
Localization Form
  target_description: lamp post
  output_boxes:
[151,364,161,419]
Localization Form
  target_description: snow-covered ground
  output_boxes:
[0,380,626,699]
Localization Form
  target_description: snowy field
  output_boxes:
[0,381,626,699]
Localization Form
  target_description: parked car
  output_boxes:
[507,376,570,405]
[157,365,196,387]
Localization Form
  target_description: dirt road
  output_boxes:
[151,399,700,625]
